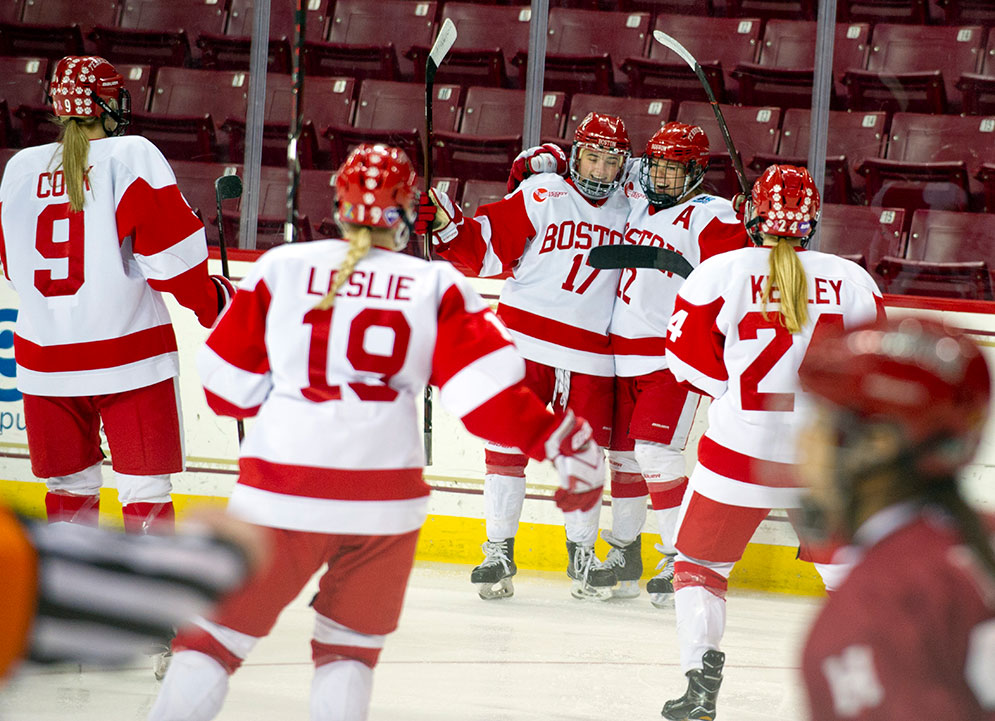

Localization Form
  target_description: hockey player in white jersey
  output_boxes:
[148,144,606,721]
[660,165,886,720]
[0,56,233,534]
[604,123,748,604]
[419,113,631,600]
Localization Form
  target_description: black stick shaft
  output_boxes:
[285,0,305,243]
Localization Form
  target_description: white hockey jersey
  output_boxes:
[439,174,627,376]
[0,136,220,396]
[611,179,748,377]
[198,240,562,536]
[665,247,885,507]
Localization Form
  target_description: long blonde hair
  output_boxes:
[312,225,376,310]
[761,237,808,334]
[56,116,100,212]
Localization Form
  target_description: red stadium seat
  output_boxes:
[170,160,240,244]
[876,257,992,300]
[979,162,995,212]
[675,101,780,197]
[956,32,995,116]
[858,113,995,223]
[731,21,870,109]
[725,0,816,21]
[0,1,23,23]
[935,0,995,23]
[0,56,47,147]
[750,109,887,204]
[904,208,995,291]
[2,0,121,59]
[198,0,332,73]
[407,3,532,89]
[433,87,567,181]
[302,0,437,82]
[459,179,506,217]
[90,0,227,68]
[815,204,905,286]
[623,15,761,104]
[837,0,929,23]
[842,24,985,114]
[322,79,460,173]
[517,8,651,99]
[562,94,673,152]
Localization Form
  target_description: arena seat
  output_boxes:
[725,0,816,21]
[956,31,995,116]
[623,14,761,104]
[302,0,437,82]
[837,0,929,24]
[674,101,780,197]
[876,257,993,299]
[842,23,985,114]
[0,1,22,23]
[170,160,240,244]
[0,56,47,147]
[904,208,995,289]
[935,0,995,23]
[562,94,673,151]
[731,20,870,109]
[815,204,905,286]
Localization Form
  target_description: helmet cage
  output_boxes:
[638,155,706,208]
[569,142,629,200]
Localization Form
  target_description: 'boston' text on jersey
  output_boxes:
[538,221,623,254]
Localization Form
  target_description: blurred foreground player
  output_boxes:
[798,317,995,721]
[148,144,605,721]
[0,56,232,532]
[0,504,263,682]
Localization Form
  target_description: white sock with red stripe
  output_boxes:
[483,474,526,541]
[149,650,229,721]
[311,659,373,721]
[610,495,647,546]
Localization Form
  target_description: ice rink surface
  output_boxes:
[0,562,822,721]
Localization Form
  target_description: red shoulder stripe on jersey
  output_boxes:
[0,201,8,281]
[666,294,728,382]
[697,435,797,487]
[610,333,668,356]
[477,191,534,269]
[498,303,612,355]
[430,284,514,389]
[203,388,261,419]
[874,295,886,321]
[146,260,220,326]
[698,215,749,262]
[238,457,430,501]
[116,178,203,257]
[14,324,177,372]
[206,279,272,374]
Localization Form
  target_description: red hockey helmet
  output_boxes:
[800,316,990,480]
[747,164,820,246]
[639,122,710,208]
[570,112,631,199]
[50,56,130,134]
[335,144,417,229]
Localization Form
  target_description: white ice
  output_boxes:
[0,562,821,720]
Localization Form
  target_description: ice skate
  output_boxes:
[566,540,616,600]
[661,649,724,720]
[150,636,173,681]
[470,539,517,600]
[648,543,677,609]
[601,531,642,599]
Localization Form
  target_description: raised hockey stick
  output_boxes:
[284,0,306,243]
[587,245,694,279]
[653,30,751,197]
[421,17,457,467]
[214,173,245,444]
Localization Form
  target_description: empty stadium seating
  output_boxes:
[563,94,674,151]
[815,204,905,283]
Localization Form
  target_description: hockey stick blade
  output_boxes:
[215,174,243,201]
[426,18,457,81]
[652,31,696,70]
[588,245,694,279]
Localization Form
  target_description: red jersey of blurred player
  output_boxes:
[147,144,605,721]
[0,56,232,534]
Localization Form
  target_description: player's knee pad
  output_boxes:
[634,440,686,483]
[607,450,648,497]
[484,446,527,478]
[174,619,259,675]
[115,472,171,505]
[148,650,230,721]
[312,614,384,669]
[310,659,373,721]
[672,558,734,599]
[46,460,102,496]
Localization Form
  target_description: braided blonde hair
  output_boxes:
[760,237,809,334]
[313,226,375,310]
[56,116,101,212]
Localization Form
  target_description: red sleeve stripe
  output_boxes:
[698,216,749,262]
[205,280,272,374]
[498,303,612,355]
[478,191,534,269]
[198,344,272,413]
[430,283,516,387]
[610,333,668,356]
[134,230,209,280]
[665,354,727,399]
[14,324,177,372]
[238,457,430,501]
[874,294,887,321]
[439,345,526,418]
[117,178,204,256]
[203,388,261,419]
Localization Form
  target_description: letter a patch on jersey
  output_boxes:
[821,645,884,718]
[673,206,694,230]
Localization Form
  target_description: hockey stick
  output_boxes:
[214,173,245,444]
[588,245,694,279]
[284,0,306,244]
[653,30,750,197]
[421,17,457,467]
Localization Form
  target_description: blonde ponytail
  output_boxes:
[313,226,374,310]
[57,117,100,212]
[761,239,808,334]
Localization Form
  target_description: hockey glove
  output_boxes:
[507,143,568,193]
[414,188,462,251]
[732,193,747,222]
[545,411,605,513]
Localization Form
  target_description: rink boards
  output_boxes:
[1,255,993,596]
